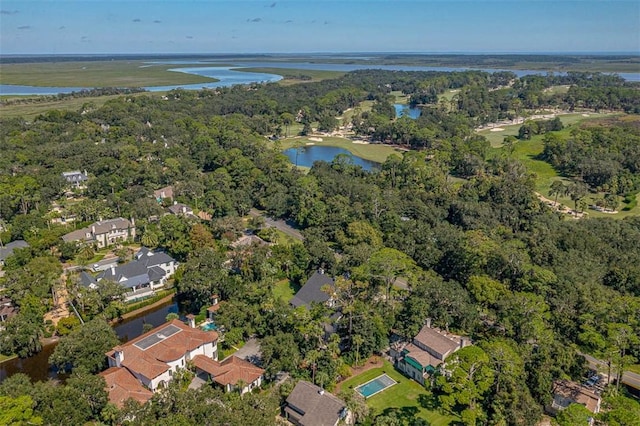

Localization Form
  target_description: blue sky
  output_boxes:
[1,1,638,54]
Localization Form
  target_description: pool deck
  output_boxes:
[355,373,398,399]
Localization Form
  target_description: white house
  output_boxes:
[105,319,218,392]
[62,217,136,249]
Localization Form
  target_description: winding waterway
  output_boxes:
[0,299,179,383]
[2,61,638,95]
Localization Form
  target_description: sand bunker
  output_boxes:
[308,137,323,142]
[490,127,505,132]
[305,142,315,146]
[351,140,369,144]
[582,114,590,117]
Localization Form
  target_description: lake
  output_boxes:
[2,61,638,95]
[0,299,179,383]
[394,104,421,119]
[283,145,379,171]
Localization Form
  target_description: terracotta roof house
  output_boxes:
[62,217,136,249]
[104,319,219,395]
[192,355,265,395]
[153,186,174,203]
[284,380,353,426]
[290,270,335,309]
[0,240,29,266]
[62,170,88,188]
[549,380,601,422]
[396,320,469,385]
[96,248,177,300]
[99,366,153,408]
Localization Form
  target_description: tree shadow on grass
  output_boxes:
[417,393,440,411]
[376,406,419,425]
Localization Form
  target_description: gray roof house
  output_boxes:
[290,270,335,309]
[79,271,98,289]
[167,202,196,218]
[62,170,88,188]
[153,186,174,203]
[62,218,135,249]
[284,380,352,426]
[96,249,177,300]
[396,319,470,385]
[0,240,29,266]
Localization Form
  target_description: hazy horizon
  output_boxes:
[1,1,638,55]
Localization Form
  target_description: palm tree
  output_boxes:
[568,182,588,215]
[352,334,364,366]
[141,229,159,248]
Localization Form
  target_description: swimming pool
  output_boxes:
[355,374,397,398]
[200,322,217,331]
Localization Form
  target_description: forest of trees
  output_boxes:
[0,68,639,425]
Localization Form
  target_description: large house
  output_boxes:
[96,248,177,299]
[62,170,88,188]
[62,218,136,248]
[104,319,219,394]
[284,380,353,426]
[395,320,470,385]
[290,270,335,309]
[192,354,265,395]
[99,366,153,408]
[548,380,601,423]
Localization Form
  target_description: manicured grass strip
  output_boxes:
[279,136,401,164]
[0,353,18,363]
[0,61,217,87]
[272,279,299,302]
[340,360,457,426]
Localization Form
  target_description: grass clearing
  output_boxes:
[236,67,345,86]
[339,360,456,425]
[0,353,18,363]
[484,112,639,218]
[0,60,217,87]
[273,279,299,302]
[279,136,401,164]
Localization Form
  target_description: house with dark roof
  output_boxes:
[192,354,265,395]
[62,217,136,249]
[96,248,177,300]
[168,202,196,218]
[62,170,88,188]
[284,380,353,426]
[0,296,18,324]
[0,240,29,267]
[79,271,98,289]
[548,380,601,424]
[104,319,219,394]
[290,270,335,309]
[396,320,470,385]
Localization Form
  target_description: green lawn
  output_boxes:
[483,112,639,218]
[340,361,457,425]
[273,279,299,302]
[279,136,401,164]
[235,67,345,86]
[0,353,18,363]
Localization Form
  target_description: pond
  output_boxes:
[283,145,379,171]
[0,299,179,383]
[394,104,421,119]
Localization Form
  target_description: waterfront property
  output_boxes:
[62,217,136,249]
[105,319,218,393]
[96,248,177,300]
[355,374,397,399]
[394,320,470,385]
[284,380,353,426]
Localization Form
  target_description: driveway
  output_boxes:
[249,209,304,241]
[231,337,262,366]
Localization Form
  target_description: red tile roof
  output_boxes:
[99,367,153,408]
[192,355,264,387]
[106,319,218,380]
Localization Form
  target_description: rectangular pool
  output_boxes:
[355,374,397,398]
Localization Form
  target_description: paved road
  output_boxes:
[249,209,304,241]
[582,352,640,390]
